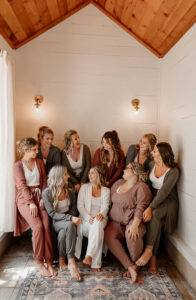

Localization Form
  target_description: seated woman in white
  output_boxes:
[75,166,110,272]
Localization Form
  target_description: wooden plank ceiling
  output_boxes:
[0,0,196,57]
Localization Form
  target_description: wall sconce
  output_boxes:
[34,95,43,112]
[131,98,140,114]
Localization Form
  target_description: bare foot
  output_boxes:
[83,255,92,265]
[136,246,153,266]
[123,270,131,278]
[68,258,81,281]
[148,256,158,274]
[47,264,57,277]
[37,263,51,277]
[128,265,138,283]
[59,257,68,272]
[92,268,101,272]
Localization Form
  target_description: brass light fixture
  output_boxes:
[34,95,43,112]
[131,98,140,113]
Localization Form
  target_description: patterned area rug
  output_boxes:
[16,267,183,300]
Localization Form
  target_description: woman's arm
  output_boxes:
[126,145,137,166]
[135,184,152,219]
[92,148,101,167]
[67,190,78,217]
[14,162,35,205]
[100,188,110,217]
[52,147,61,166]
[43,189,72,221]
[81,145,91,183]
[77,185,91,221]
[38,159,47,191]
[149,168,179,209]
[108,150,125,187]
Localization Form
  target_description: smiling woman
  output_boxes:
[37,126,61,176]
[14,137,56,277]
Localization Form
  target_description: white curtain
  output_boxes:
[0,50,15,233]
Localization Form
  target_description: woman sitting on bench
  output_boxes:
[136,142,179,273]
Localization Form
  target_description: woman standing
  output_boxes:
[93,131,125,187]
[126,133,157,171]
[104,162,152,283]
[75,166,110,271]
[43,166,82,281]
[62,130,91,192]
[37,126,61,176]
[136,143,179,273]
[14,137,56,277]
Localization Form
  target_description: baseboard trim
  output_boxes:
[163,234,196,293]
[0,232,13,257]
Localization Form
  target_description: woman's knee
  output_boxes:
[32,221,43,234]
[66,221,76,234]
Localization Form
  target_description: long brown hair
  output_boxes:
[101,130,121,167]
[37,126,54,146]
[63,129,78,154]
[156,142,178,168]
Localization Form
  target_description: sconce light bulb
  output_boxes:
[36,107,39,113]
[134,110,139,115]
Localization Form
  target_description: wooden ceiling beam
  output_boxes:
[57,0,68,16]
[0,14,16,48]
[151,0,196,49]
[8,0,35,37]
[46,0,60,21]
[136,0,163,38]
[158,2,196,57]
[34,0,52,27]
[91,0,162,58]
[67,0,86,12]
[142,0,178,45]
[22,0,43,32]
[0,0,27,42]
[14,0,91,49]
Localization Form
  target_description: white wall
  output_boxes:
[14,4,160,154]
[160,24,196,268]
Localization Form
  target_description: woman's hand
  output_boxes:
[89,216,95,224]
[75,184,81,192]
[127,224,139,241]
[29,203,38,217]
[96,214,104,221]
[71,216,83,225]
[39,199,44,208]
[143,207,152,222]
[106,181,110,187]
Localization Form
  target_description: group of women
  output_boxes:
[14,127,179,283]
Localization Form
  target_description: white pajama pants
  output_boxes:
[78,218,107,268]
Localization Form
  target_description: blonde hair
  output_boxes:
[136,133,157,153]
[16,137,37,157]
[47,166,70,210]
[128,162,149,183]
[90,166,106,187]
[63,129,78,154]
[37,126,54,146]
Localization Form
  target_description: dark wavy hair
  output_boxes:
[156,142,178,168]
[101,130,121,167]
